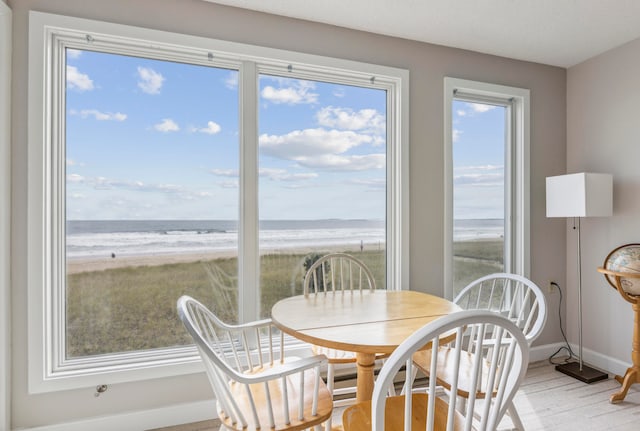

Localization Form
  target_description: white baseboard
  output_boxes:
[575,343,630,377]
[529,342,630,376]
[14,399,215,431]
[529,342,567,363]
[16,342,633,431]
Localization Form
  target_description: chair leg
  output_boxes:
[507,401,525,430]
[324,416,332,431]
[327,363,335,394]
[325,364,335,431]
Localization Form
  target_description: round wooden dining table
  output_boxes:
[271,290,462,402]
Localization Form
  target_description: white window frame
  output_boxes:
[27,11,409,393]
[443,77,530,299]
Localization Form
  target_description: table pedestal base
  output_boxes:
[355,352,376,403]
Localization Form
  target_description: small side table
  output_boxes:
[597,267,640,403]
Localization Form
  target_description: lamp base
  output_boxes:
[555,361,608,384]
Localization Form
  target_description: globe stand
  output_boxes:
[597,266,640,404]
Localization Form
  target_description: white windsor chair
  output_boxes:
[342,310,530,431]
[177,295,333,431]
[303,252,383,429]
[412,273,547,430]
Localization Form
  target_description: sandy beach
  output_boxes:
[67,251,234,274]
[66,236,500,275]
[66,243,378,274]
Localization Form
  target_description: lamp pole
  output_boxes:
[576,217,584,371]
[555,216,607,383]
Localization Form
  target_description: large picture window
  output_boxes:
[257,73,388,318]
[65,49,240,357]
[28,12,408,392]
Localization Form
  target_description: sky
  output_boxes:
[65,48,504,221]
[452,100,506,220]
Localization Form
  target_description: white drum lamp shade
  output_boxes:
[546,173,612,218]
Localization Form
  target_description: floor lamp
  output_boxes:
[546,172,612,383]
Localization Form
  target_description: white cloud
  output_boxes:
[457,164,503,171]
[456,109,466,117]
[67,173,212,201]
[194,121,222,135]
[70,109,127,121]
[259,128,383,172]
[261,128,371,157]
[218,180,239,189]
[67,173,85,183]
[350,178,386,188]
[467,102,496,113]
[154,118,180,132]
[66,66,94,91]
[259,167,318,181]
[453,129,462,143]
[137,66,165,94]
[66,49,82,59]
[299,153,385,171]
[316,107,385,135]
[261,79,318,105]
[210,169,238,177]
[347,178,386,191]
[212,167,317,182]
[225,72,238,89]
[454,172,504,186]
[66,159,85,167]
[453,164,504,187]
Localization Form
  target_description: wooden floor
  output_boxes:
[152,361,640,431]
[503,361,640,430]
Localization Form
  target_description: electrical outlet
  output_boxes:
[548,281,557,293]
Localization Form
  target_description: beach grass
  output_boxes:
[66,249,386,357]
[66,240,500,357]
[452,239,504,295]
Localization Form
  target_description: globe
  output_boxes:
[603,243,640,296]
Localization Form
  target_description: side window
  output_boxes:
[451,98,508,296]
[445,78,530,299]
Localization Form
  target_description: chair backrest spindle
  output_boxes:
[304,253,376,297]
[454,273,547,345]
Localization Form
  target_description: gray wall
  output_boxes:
[567,37,640,372]
[1,3,12,431]
[8,0,567,427]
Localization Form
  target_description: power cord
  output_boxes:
[547,281,577,365]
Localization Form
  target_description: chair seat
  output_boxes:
[311,345,357,363]
[412,348,494,399]
[342,393,465,431]
[311,345,388,364]
[225,365,333,431]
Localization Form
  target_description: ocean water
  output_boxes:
[66,219,385,259]
[66,219,503,259]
